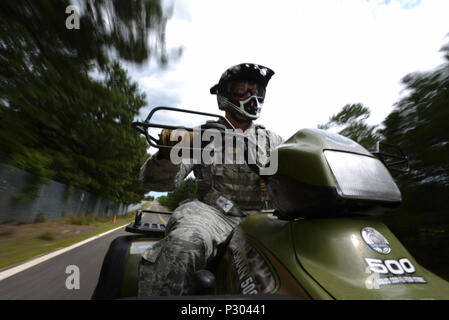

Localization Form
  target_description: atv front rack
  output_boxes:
[131,106,235,151]
[132,106,275,175]
[125,209,172,236]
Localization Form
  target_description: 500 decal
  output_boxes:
[364,258,427,289]
[364,258,416,275]
[240,277,257,295]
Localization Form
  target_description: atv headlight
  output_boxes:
[324,150,401,202]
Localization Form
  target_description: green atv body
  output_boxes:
[93,108,449,299]
[94,214,449,300]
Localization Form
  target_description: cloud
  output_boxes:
[129,0,449,143]
[369,0,423,10]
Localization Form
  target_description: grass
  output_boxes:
[67,213,107,225]
[37,230,59,241]
[0,225,122,270]
[0,203,149,271]
[0,229,15,237]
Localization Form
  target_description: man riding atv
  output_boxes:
[138,63,283,296]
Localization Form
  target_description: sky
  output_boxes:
[128,0,448,141]
[126,0,448,197]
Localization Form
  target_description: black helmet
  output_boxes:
[210,63,275,120]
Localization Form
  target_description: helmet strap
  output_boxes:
[227,109,252,125]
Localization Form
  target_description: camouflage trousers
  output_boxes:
[138,199,243,296]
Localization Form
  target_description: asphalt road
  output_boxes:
[0,201,170,300]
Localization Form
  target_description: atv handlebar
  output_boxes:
[131,106,235,151]
[132,106,276,176]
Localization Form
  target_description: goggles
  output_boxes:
[227,81,266,103]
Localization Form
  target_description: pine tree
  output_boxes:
[318,103,381,150]
[381,39,449,213]
[0,0,174,204]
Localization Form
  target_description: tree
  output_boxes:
[378,39,449,281]
[144,195,155,201]
[318,103,381,150]
[0,1,175,204]
[72,61,149,204]
[0,59,149,203]
[380,39,449,213]
[0,0,173,69]
[382,68,449,189]
[158,178,197,211]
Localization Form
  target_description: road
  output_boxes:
[0,201,170,300]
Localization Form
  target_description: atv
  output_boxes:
[92,106,449,300]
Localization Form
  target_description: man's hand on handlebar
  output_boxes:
[157,129,193,160]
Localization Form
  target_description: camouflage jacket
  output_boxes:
[139,121,283,216]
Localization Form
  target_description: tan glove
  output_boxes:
[158,129,194,159]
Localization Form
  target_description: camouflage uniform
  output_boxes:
[138,121,283,296]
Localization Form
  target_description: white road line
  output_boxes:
[0,224,126,282]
